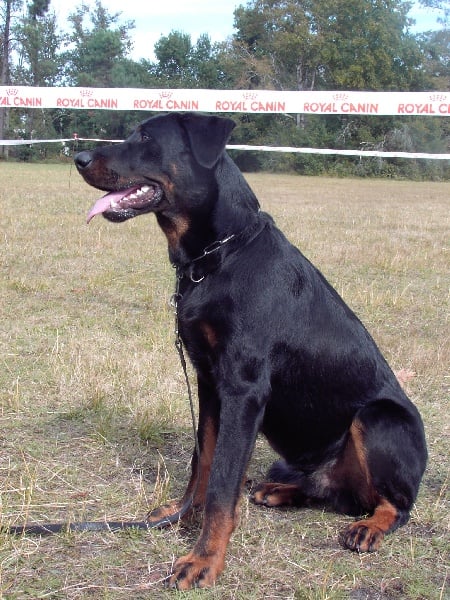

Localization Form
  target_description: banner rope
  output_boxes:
[0,137,448,160]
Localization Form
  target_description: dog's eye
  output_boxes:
[141,131,151,142]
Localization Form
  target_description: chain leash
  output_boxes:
[171,269,201,464]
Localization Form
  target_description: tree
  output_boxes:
[323,1,429,90]
[415,0,449,89]
[54,2,137,142]
[14,2,63,85]
[417,28,450,88]
[28,0,50,20]
[233,0,425,92]
[190,33,224,88]
[153,30,228,89]
[5,1,66,159]
[0,0,22,157]
[227,1,448,177]
[64,1,134,87]
[234,0,321,91]
[154,30,192,84]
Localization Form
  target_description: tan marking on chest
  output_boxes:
[200,322,218,348]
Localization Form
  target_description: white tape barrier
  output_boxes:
[0,137,121,145]
[1,86,450,116]
[1,137,449,160]
[228,145,450,160]
[0,137,448,160]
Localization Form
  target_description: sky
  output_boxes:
[50,0,239,61]
[49,0,444,62]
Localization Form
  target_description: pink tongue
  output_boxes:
[86,190,130,224]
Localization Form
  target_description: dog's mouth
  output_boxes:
[86,183,163,223]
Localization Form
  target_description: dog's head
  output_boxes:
[74,112,235,224]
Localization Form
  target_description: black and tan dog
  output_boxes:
[74,112,427,590]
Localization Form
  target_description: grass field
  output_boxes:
[0,163,448,599]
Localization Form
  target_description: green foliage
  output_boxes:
[1,0,448,179]
[154,30,228,89]
[63,2,134,87]
[234,0,322,90]
[417,28,450,89]
[322,1,423,90]
[12,9,63,85]
[233,0,429,91]
[228,0,448,178]
[154,31,193,83]
[27,0,50,20]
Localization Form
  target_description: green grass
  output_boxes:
[0,163,448,599]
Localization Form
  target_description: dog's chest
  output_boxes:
[176,282,234,365]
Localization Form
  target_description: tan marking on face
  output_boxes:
[163,214,190,250]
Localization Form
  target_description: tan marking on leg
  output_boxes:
[148,416,217,525]
[333,419,378,509]
[147,500,184,524]
[341,497,399,552]
[168,509,238,590]
[192,416,217,506]
[252,482,300,507]
[349,419,371,484]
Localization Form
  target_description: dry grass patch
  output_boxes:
[0,164,448,599]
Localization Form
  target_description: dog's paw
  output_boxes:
[340,522,385,552]
[252,483,284,506]
[251,482,299,507]
[147,500,184,526]
[166,552,224,590]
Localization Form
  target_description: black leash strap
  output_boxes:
[6,273,200,536]
[171,269,201,462]
[7,521,152,536]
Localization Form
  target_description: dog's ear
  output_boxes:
[180,113,236,168]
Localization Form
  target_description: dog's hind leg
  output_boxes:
[253,400,426,553]
[339,400,427,552]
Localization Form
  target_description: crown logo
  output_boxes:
[333,93,348,101]
[429,94,447,102]
[80,89,93,97]
[7,88,18,96]
[242,92,257,101]
[159,91,173,99]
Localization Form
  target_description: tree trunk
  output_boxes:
[0,0,12,158]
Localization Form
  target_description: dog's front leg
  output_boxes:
[167,386,264,590]
[148,377,219,525]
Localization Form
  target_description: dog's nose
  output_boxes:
[74,150,93,170]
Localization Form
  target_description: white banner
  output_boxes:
[1,86,449,116]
